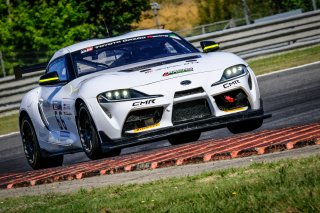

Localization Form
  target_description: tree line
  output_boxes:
[0,0,318,76]
[198,0,318,25]
[0,0,149,75]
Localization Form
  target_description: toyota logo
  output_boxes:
[180,80,192,86]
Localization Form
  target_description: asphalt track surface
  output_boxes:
[0,62,319,174]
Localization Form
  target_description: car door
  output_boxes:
[38,56,75,138]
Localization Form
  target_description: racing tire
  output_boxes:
[168,131,201,145]
[77,103,121,160]
[20,115,63,169]
[227,118,263,134]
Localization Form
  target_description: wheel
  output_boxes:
[20,115,63,169]
[168,131,201,145]
[227,118,263,134]
[77,103,120,159]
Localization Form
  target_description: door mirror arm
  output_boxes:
[39,71,61,86]
[200,41,220,53]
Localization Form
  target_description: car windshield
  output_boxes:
[71,33,199,76]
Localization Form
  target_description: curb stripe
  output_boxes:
[0,122,319,190]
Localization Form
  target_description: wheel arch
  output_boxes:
[19,110,30,128]
[75,98,85,116]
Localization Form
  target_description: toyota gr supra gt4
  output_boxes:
[18,29,270,169]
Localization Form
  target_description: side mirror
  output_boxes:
[200,41,219,53]
[39,71,60,86]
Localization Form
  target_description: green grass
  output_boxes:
[248,44,320,75]
[0,113,19,135]
[0,44,320,135]
[1,155,319,212]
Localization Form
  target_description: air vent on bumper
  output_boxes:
[122,107,163,135]
[172,99,211,124]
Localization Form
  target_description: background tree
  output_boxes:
[270,0,314,13]
[80,0,149,37]
[198,0,317,24]
[0,0,149,76]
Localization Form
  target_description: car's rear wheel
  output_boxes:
[20,115,63,169]
[168,131,201,145]
[77,103,120,159]
[227,118,263,134]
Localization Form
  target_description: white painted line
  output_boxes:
[257,61,320,78]
[0,131,19,138]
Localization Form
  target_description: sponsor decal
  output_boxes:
[94,36,145,50]
[132,99,156,106]
[140,69,153,74]
[63,103,71,110]
[55,110,68,130]
[147,34,170,39]
[223,80,240,88]
[133,123,160,133]
[168,34,181,40]
[156,64,181,71]
[80,46,93,54]
[180,80,192,86]
[184,60,199,66]
[69,85,79,95]
[163,68,194,77]
[78,34,179,55]
[52,101,62,110]
[63,111,72,116]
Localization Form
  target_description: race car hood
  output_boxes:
[75,52,247,98]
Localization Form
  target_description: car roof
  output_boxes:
[49,29,172,63]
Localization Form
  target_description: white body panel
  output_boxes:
[19,29,262,155]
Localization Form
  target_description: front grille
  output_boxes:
[214,89,249,111]
[122,107,163,134]
[174,87,205,98]
[172,99,211,124]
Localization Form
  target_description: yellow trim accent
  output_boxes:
[133,123,160,133]
[204,44,219,51]
[39,77,59,83]
[223,107,247,113]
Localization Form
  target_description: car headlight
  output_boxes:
[97,89,161,103]
[220,65,248,82]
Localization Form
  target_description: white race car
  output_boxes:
[18,29,269,169]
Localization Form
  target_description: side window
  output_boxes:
[47,57,68,82]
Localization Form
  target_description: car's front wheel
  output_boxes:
[168,131,201,145]
[227,118,263,134]
[20,115,63,169]
[77,103,120,160]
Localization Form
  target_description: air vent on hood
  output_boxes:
[174,87,205,99]
[120,55,201,73]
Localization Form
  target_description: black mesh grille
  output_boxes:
[122,107,163,134]
[172,99,211,124]
[174,87,205,98]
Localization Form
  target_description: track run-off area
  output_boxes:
[0,61,319,191]
[0,122,319,189]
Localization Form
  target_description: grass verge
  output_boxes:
[248,44,320,75]
[0,113,19,135]
[1,155,319,212]
[0,44,319,135]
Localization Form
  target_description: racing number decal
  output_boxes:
[53,101,68,130]
[54,111,68,130]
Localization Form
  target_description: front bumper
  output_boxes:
[99,106,271,151]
